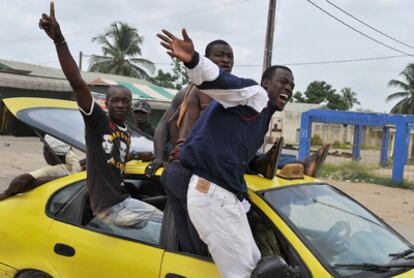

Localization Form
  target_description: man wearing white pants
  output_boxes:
[158,28,295,277]
[187,175,260,277]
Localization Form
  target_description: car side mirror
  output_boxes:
[251,256,300,278]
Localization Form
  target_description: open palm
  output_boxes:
[157,29,195,63]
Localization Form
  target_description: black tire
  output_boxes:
[16,270,53,278]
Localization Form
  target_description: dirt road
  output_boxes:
[1,136,413,243]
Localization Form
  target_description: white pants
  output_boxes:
[187,175,261,278]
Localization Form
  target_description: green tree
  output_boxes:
[150,58,190,90]
[341,87,360,110]
[89,22,155,79]
[291,91,306,102]
[386,63,414,114]
[303,81,336,103]
[326,92,349,110]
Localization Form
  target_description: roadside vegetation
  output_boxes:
[318,162,414,189]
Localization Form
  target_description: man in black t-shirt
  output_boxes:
[39,2,161,227]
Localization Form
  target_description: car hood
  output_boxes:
[2,97,153,153]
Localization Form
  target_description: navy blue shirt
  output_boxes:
[180,52,275,200]
[180,100,275,200]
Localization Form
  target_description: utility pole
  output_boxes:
[78,51,83,71]
[262,0,277,73]
[262,0,277,152]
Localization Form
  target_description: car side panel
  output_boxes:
[160,252,219,278]
[249,191,332,278]
[0,190,57,275]
[0,262,17,277]
[395,269,414,277]
[46,220,164,277]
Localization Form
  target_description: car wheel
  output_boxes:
[16,270,52,278]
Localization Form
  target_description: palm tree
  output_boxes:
[341,87,360,110]
[89,22,155,79]
[386,64,414,114]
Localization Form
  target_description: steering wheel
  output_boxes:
[317,221,351,257]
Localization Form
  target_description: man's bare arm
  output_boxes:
[144,90,185,177]
[39,1,92,112]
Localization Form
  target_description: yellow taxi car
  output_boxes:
[1,97,413,278]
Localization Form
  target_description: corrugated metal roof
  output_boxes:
[0,58,178,101]
[0,71,72,92]
[0,58,151,84]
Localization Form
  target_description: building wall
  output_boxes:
[264,108,385,148]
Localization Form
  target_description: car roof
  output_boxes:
[3,97,318,192]
[3,97,153,153]
[4,97,77,115]
[126,161,319,193]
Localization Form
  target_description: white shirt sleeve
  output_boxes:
[186,55,269,112]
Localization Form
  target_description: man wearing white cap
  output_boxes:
[0,135,81,201]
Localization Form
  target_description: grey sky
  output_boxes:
[1,0,413,112]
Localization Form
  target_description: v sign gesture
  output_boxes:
[157,29,195,63]
[39,1,64,44]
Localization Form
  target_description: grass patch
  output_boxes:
[318,162,414,189]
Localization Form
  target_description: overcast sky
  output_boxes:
[1,0,413,112]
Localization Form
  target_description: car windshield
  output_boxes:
[262,183,412,277]
[17,107,153,153]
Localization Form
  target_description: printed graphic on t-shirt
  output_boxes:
[101,131,131,173]
[102,134,114,154]
[119,141,127,163]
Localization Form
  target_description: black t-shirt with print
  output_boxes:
[81,102,130,215]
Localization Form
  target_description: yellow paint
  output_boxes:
[3,97,77,117]
[2,97,413,277]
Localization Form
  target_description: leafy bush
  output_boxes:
[318,162,414,189]
[311,134,323,146]
[332,140,341,148]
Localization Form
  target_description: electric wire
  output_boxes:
[325,0,414,50]
[0,0,250,44]
[304,0,414,57]
[38,52,412,67]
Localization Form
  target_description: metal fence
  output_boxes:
[298,109,414,185]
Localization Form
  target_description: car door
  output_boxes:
[158,203,220,278]
[45,180,164,277]
[160,252,219,278]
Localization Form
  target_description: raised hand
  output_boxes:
[38,1,64,43]
[157,29,195,63]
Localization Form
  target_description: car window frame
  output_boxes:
[46,179,86,218]
[249,200,312,278]
[46,177,167,249]
[258,182,413,278]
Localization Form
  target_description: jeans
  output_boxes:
[161,162,208,256]
[101,197,162,227]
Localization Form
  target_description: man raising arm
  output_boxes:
[39,2,161,228]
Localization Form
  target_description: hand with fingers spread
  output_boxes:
[38,1,64,44]
[157,29,195,63]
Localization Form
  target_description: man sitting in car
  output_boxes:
[0,135,81,201]
[38,2,161,228]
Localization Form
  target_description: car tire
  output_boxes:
[16,270,52,278]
